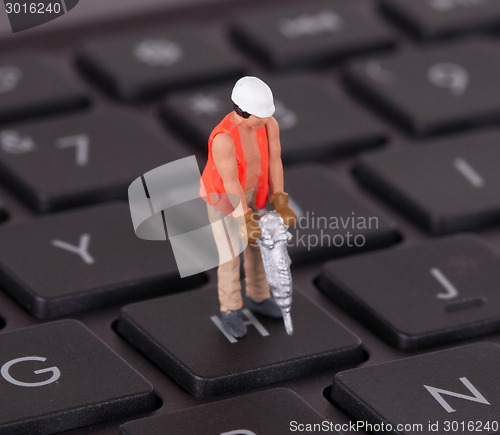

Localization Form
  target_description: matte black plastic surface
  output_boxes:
[345,40,500,136]
[120,389,332,435]
[332,342,500,435]
[78,27,245,101]
[0,55,87,124]
[355,130,500,234]
[0,109,183,212]
[318,235,500,349]
[381,0,500,39]
[285,164,400,262]
[0,320,155,434]
[232,0,395,68]
[0,0,499,433]
[0,202,204,319]
[117,288,363,397]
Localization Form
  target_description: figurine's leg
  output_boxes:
[207,202,246,337]
[217,256,243,312]
[218,257,246,337]
[207,203,244,311]
[243,189,271,303]
[243,243,270,303]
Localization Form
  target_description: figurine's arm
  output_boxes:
[267,117,284,195]
[212,132,248,216]
[212,132,261,242]
[267,117,297,226]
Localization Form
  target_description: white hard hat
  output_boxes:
[231,76,275,118]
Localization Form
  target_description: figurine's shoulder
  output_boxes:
[266,116,279,132]
[212,132,234,151]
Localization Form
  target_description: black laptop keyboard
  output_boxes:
[0,0,499,434]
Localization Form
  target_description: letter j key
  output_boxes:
[317,235,500,350]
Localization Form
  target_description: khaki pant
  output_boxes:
[207,189,270,312]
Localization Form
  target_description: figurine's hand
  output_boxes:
[270,192,297,226]
[239,209,261,243]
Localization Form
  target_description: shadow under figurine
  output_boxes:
[200,76,297,338]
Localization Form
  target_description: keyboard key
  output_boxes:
[117,289,363,398]
[78,27,244,101]
[0,108,181,212]
[0,202,204,319]
[232,0,395,68]
[381,0,500,40]
[345,40,500,136]
[163,75,387,163]
[0,320,155,434]
[120,389,331,435]
[285,165,400,263]
[332,342,500,435]
[355,130,500,234]
[0,55,87,124]
[318,235,500,350]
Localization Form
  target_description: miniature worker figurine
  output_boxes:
[200,76,297,338]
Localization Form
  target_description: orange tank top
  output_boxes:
[200,112,270,214]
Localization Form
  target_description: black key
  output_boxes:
[344,40,500,136]
[163,75,387,163]
[332,342,500,435]
[355,130,500,234]
[0,202,204,319]
[0,320,155,434]
[117,288,363,398]
[318,234,500,350]
[0,55,87,124]
[232,0,395,68]
[120,389,332,435]
[0,108,182,212]
[381,0,500,40]
[78,27,244,101]
[285,165,400,263]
